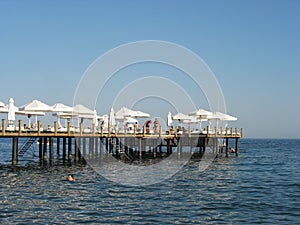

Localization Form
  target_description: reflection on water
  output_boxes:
[0,139,300,224]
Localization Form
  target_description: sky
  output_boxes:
[0,0,299,138]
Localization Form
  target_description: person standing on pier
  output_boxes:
[154,118,160,134]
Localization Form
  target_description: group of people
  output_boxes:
[144,118,160,134]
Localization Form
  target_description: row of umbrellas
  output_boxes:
[0,99,237,130]
[168,109,237,130]
[0,100,152,130]
[0,99,101,128]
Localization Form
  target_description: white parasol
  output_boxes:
[115,106,150,120]
[109,108,116,127]
[189,109,212,129]
[73,104,94,116]
[19,100,53,128]
[207,112,237,121]
[92,110,99,130]
[124,117,138,124]
[167,112,173,127]
[8,98,16,126]
[52,103,73,126]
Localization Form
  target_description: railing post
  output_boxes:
[80,122,83,136]
[159,125,162,138]
[37,121,41,136]
[108,123,111,137]
[18,120,22,136]
[67,121,71,136]
[2,119,5,136]
[134,124,137,136]
[54,121,57,136]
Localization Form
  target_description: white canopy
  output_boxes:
[0,101,5,107]
[172,112,193,121]
[124,117,138,124]
[52,103,73,113]
[73,104,94,115]
[115,106,150,120]
[19,100,52,127]
[173,113,200,128]
[131,110,150,118]
[20,100,53,112]
[189,109,213,117]
[208,112,237,121]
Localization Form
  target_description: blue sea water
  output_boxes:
[0,139,299,224]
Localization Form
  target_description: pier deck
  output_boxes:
[0,119,242,165]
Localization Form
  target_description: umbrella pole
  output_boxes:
[35,115,38,129]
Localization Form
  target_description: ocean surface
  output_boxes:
[0,138,299,224]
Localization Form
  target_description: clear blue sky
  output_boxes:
[0,0,299,138]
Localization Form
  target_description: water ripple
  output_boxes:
[0,139,300,224]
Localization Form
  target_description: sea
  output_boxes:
[0,138,299,224]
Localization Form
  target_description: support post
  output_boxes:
[68,137,72,160]
[12,137,18,165]
[153,139,157,158]
[56,137,60,156]
[89,137,93,157]
[62,137,66,160]
[82,137,86,156]
[177,137,182,158]
[235,138,239,157]
[39,137,43,159]
[43,137,47,161]
[225,138,229,158]
[49,137,54,162]
[95,137,98,156]
[139,138,142,160]
[99,137,103,159]
[167,139,171,155]
[75,137,80,161]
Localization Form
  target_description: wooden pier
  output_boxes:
[0,119,243,165]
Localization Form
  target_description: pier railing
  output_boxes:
[0,119,243,139]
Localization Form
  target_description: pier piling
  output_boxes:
[62,138,66,160]
[12,137,18,165]
[43,137,47,161]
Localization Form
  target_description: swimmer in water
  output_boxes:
[68,174,75,182]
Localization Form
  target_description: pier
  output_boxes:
[0,119,242,165]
